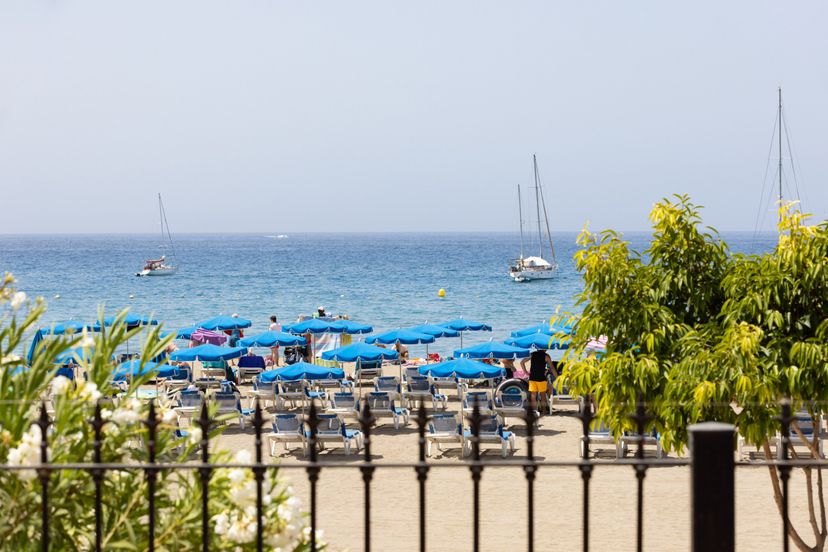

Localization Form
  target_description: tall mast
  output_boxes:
[158,193,164,242]
[533,154,542,257]
[538,178,557,262]
[517,184,525,260]
[778,87,783,223]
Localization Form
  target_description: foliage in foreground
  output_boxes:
[559,195,827,551]
[0,279,317,551]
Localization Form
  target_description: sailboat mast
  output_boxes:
[158,193,164,242]
[778,87,783,223]
[517,184,525,259]
[533,154,542,257]
[538,180,557,262]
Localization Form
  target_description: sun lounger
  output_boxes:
[373,376,402,402]
[212,391,253,429]
[426,413,464,457]
[403,376,448,410]
[251,379,278,409]
[174,389,204,422]
[268,413,308,456]
[313,414,363,455]
[236,355,266,384]
[580,419,619,458]
[463,415,515,457]
[277,380,307,409]
[494,387,528,426]
[462,391,494,416]
[365,392,410,429]
[326,392,360,419]
[619,430,664,458]
[200,360,226,380]
[355,360,383,382]
[304,386,329,409]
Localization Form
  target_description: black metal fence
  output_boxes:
[4,398,821,552]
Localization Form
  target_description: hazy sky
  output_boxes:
[1,1,825,234]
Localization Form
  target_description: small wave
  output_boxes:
[264,235,289,239]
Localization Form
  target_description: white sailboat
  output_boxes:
[137,194,178,277]
[509,155,558,282]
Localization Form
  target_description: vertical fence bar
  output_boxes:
[37,402,50,552]
[524,402,537,552]
[306,403,321,552]
[630,397,652,552]
[579,396,594,552]
[91,401,105,552]
[359,399,375,552]
[252,400,265,552]
[145,400,159,552]
[469,402,483,552]
[778,400,793,552]
[196,403,211,552]
[415,401,429,552]
[689,422,735,552]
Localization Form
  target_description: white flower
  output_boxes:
[7,425,46,481]
[111,407,142,425]
[10,291,26,310]
[161,409,177,424]
[77,381,101,404]
[51,376,72,396]
[188,427,202,445]
[228,468,247,485]
[235,449,252,464]
[213,512,230,535]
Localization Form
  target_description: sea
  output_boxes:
[0,232,777,357]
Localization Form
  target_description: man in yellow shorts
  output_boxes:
[521,349,559,414]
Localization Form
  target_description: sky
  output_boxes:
[0,1,826,234]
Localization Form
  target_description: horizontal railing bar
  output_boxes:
[0,459,691,471]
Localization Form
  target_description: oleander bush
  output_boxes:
[0,278,318,551]
[560,195,827,551]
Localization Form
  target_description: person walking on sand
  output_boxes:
[520,349,558,414]
[268,315,281,366]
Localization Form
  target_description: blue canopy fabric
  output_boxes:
[320,343,399,362]
[329,320,374,334]
[454,341,530,360]
[94,314,158,331]
[437,318,493,332]
[54,347,94,365]
[284,319,339,335]
[169,344,246,362]
[239,331,307,348]
[196,316,252,331]
[407,324,459,338]
[505,332,571,350]
[365,329,435,345]
[112,360,183,381]
[418,358,505,379]
[168,326,199,339]
[41,321,91,335]
[259,362,346,382]
[510,319,577,338]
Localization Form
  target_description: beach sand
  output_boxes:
[208,367,815,551]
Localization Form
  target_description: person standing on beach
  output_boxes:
[521,349,558,414]
[269,315,281,366]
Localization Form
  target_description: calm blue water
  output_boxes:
[0,232,776,356]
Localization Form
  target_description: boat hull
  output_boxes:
[137,267,177,277]
[509,268,556,282]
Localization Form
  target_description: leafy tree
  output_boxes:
[560,196,828,551]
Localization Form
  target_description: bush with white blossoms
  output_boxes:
[0,274,318,551]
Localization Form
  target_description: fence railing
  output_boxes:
[3,397,822,552]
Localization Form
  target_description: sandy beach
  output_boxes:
[208,364,813,552]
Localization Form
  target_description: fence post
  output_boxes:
[689,422,735,552]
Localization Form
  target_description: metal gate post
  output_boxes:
[689,422,735,552]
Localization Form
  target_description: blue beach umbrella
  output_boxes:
[169,344,246,362]
[239,331,307,348]
[284,319,339,335]
[113,360,187,381]
[418,358,505,379]
[437,318,492,348]
[259,362,345,383]
[196,315,252,331]
[454,341,530,360]
[94,313,159,331]
[167,326,199,340]
[366,330,435,346]
[505,332,571,350]
[511,318,577,338]
[54,347,94,365]
[407,324,460,338]
[321,343,399,363]
[41,320,91,335]
[329,320,374,334]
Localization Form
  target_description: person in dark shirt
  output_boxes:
[520,349,559,414]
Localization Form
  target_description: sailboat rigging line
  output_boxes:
[158,194,177,260]
[781,111,803,205]
[536,173,556,262]
[533,155,543,258]
[517,184,525,260]
[752,109,780,241]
